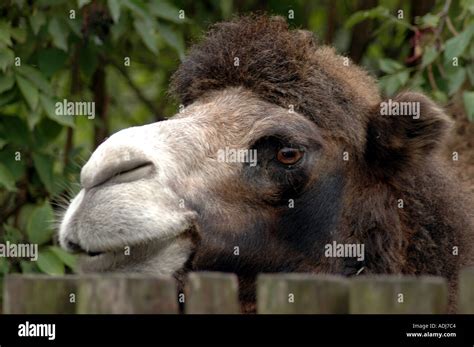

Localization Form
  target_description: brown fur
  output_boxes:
[170,15,473,312]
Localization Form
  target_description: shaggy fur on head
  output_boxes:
[171,15,380,150]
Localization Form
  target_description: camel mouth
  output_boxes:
[86,250,105,257]
[74,224,200,274]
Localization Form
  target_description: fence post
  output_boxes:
[349,275,448,313]
[459,267,474,313]
[185,272,240,314]
[257,273,349,314]
[3,274,77,314]
[77,274,178,314]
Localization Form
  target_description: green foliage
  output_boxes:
[348,0,474,109]
[0,0,187,276]
[0,0,472,282]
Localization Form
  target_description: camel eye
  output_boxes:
[277,147,304,165]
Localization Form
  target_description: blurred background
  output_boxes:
[0,0,473,301]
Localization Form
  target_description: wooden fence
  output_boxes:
[2,268,473,314]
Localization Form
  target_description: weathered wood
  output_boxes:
[185,272,240,314]
[350,275,448,314]
[3,274,77,314]
[77,274,178,314]
[458,267,474,314]
[257,273,349,314]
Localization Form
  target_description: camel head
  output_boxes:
[59,17,471,309]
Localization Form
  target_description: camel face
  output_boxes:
[58,16,473,311]
[59,88,339,276]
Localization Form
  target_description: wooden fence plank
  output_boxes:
[185,272,240,314]
[77,274,178,314]
[257,273,349,314]
[349,275,448,314]
[3,274,77,314]
[459,267,474,314]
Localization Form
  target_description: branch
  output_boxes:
[64,43,81,168]
[427,64,439,91]
[108,59,165,121]
[92,59,109,148]
[445,16,459,36]
[434,0,452,47]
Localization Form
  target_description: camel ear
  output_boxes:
[365,92,452,176]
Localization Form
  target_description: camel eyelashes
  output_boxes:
[276,147,304,165]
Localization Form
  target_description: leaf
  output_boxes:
[78,0,91,7]
[420,13,439,28]
[0,163,16,191]
[345,6,389,28]
[461,0,474,14]
[3,224,23,244]
[48,18,68,51]
[38,48,68,77]
[134,18,158,54]
[10,27,27,43]
[123,0,149,18]
[395,70,409,85]
[20,260,39,273]
[0,148,26,186]
[0,48,14,72]
[0,257,10,275]
[149,1,182,23]
[26,104,42,130]
[463,91,474,121]
[16,65,53,96]
[37,248,65,275]
[49,246,77,270]
[18,204,37,232]
[32,152,55,194]
[421,45,438,68]
[40,94,75,127]
[26,201,55,245]
[0,115,30,146]
[0,74,14,94]
[467,64,474,85]
[447,67,466,96]
[444,24,474,62]
[378,58,403,74]
[66,16,82,37]
[432,90,448,104]
[0,21,12,46]
[16,74,39,110]
[32,117,63,149]
[38,0,70,5]
[0,88,17,108]
[29,10,46,35]
[379,70,409,96]
[108,0,122,23]
[158,22,184,59]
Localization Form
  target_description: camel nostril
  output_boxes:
[82,159,154,189]
[104,162,154,186]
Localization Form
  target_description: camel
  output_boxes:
[59,16,474,312]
